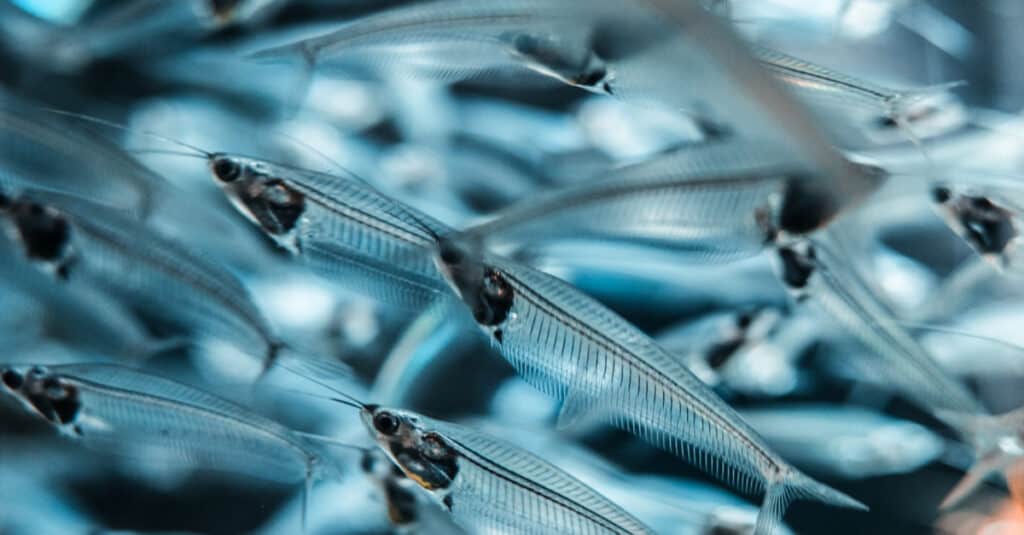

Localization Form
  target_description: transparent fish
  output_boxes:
[755,47,966,145]
[0,97,160,216]
[434,243,866,532]
[254,0,882,207]
[359,404,657,534]
[769,237,1024,512]
[930,179,1023,270]
[201,152,455,309]
[0,363,346,531]
[655,307,782,390]
[250,1,616,93]
[937,407,1024,510]
[465,140,884,262]
[773,237,984,416]
[0,191,282,371]
[0,243,177,361]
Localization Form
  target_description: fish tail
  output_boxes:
[755,483,792,535]
[940,449,1011,510]
[757,470,867,534]
[934,409,1017,509]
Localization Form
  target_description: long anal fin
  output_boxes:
[556,388,612,431]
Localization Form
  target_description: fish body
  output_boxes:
[467,140,887,259]
[252,0,615,93]
[435,243,865,531]
[0,364,323,481]
[0,192,279,368]
[360,405,657,534]
[774,238,984,416]
[207,154,454,309]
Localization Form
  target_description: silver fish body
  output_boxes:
[252,0,615,93]
[774,238,984,417]
[755,47,965,142]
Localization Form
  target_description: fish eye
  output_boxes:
[0,192,10,208]
[439,244,463,265]
[212,157,242,183]
[373,411,401,435]
[931,187,952,204]
[1,369,23,390]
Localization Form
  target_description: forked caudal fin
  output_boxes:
[756,471,867,535]
[933,409,1023,510]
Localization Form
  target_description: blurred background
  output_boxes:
[2,1,1024,534]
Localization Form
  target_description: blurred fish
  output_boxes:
[434,242,866,532]
[938,407,1024,510]
[0,98,161,215]
[741,404,945,479]
[773,238,983,416]
[755,47,966,145]
[254,0,885,214]
[0,243,179,362]
[0,363,351,531]
[655,307,783,391]
[471,140,885,269]
[465,140,823,261]
[931,180,1022,270]
[0,192,284,374]
[359,404,657,534]
[251,1,617,93]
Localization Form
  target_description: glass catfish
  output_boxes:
[435,240,866,533]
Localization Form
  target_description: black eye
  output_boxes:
[373,411,400,435]
[931,187,951,204]
[0,192,10,208]
[2,369,23,389]
[212,157,241,183]
[439,245,462,265]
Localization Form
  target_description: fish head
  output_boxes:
[932,185,1018,267]
[208,153,306,253]
[434,237,515,328]
[0,198,75,279]
[1,365,81,429]
[774,241,817,301]
[360,406,459,492]
[776,163,887,240]
[507,32,613,95]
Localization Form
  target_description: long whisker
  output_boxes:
[39,108,214,159]
[291,431,374,454]
[126,149,211,160]
[274,361,369,409]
